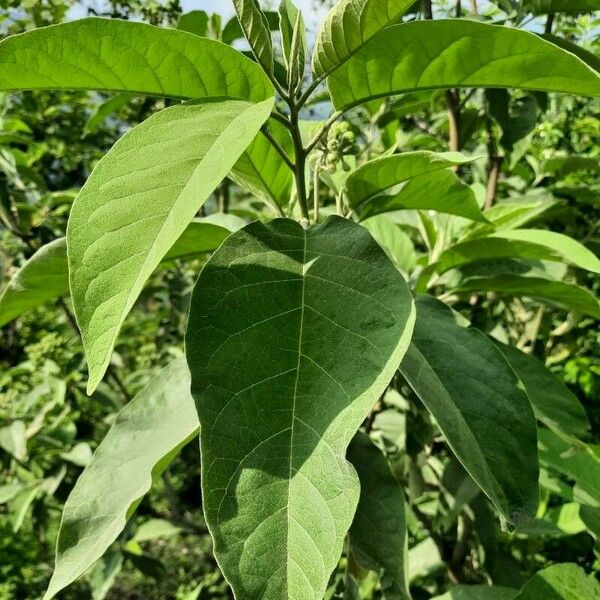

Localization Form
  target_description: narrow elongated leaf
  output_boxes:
[354,168,485,222]
[513,563,600,600]
[44,358,198,600]
[287,11,307,92]
[312,0,415,78]
[0,217,244,328]
[0,18,273,102]
[328,20,600,110]
[68,98,273,394]
[345,151,476,210]
[186,215,415,600]
[231,120,294,209]
[234,0,274,74]
[495,343,590,440]
[348,432,410,600]
[0,239,68,327]
[279,0,302,67]
[434,230,600,276]
[431,586,517,600]
[454,276,600,319]
[399,295,539,525]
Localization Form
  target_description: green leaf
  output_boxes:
[345,151,477,211]
[0,217,243,328]
[68,98,272,394]
[431,586,518,600]
[348,432,410,600]
[525,0,600,14]
[312,0,415,78]
[542,35,600,74]
[0,239,68,328]
[361,215,417,275]
[399,295,539,525]
[44,358,198,600]
[231,119,294,210]
[185,215,415,600]
[0,420,27,461]
[176,10,209,37]
[543,156,600,179]
[279,0,301,66]
[353,167,485,222]
[495,343,590,440]
[327,20,600,110]
[454,276,600,319]
[83,94,131,136]
[513,563,600,600]
[234,0,274,75]
[286,11,307,93]
[433,230,600,276]
[0,18,273,102]
[538,429,600,507]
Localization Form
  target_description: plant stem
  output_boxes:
[421,0,433,19]
[484,116,503,209]
[445,90,461,153]
[470,0,477,13]
[261,125,295,171]
[313,164,320,223]
[289,107,310,226]
[305,110,343,155]
[544,13,555,35]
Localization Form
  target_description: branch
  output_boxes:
[305,111,343,155]
[261,125,295,171]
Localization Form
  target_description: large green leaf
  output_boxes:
[0,239,68,328]
[233,0,274,75]
[495,343,590,440]
[0,18,273,102]
[345,151,476,211]
[526,0,600,14]
[185,215,415,600]
[348,432,410,600]
[231,120,294,209]
[68,98,273,394]
[513,563,600,600]
[0,216,244,328]
[431,586,517,600]
[312,0,415,79]
[433,230,600,276]
[353,169,485,222]
[454,275,600,319]
[542,35,600,74]
[327,20,600,110]
[44,358,198,600]
[399,295,539,525]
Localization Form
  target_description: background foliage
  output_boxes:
[1,0,599,598]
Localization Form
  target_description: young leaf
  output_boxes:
[312,0,415,78]
[347,432,410,600]
[454,276,600,319]
[0,239,68,328]
[185,216,415,600]
[231,120,294,210]
[345,151,477,211]
[0,18,273,102]
[433,230,600,276]
[353,169,485,223]
[287,11,307,93]
[0,217,244,328]
[44,358,198,600]
[279,0,302,66]
[495,343,590,440]
[513,563,600,599]
[327,20,600,110]
[234,0,274,75]
[68,98,273,394]
[399,295,539,525]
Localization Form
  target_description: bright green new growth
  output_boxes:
[44,358,198,600]
[186,216,415,600]
[67,98,273,394]
[328,20,600,109]
[400,296,539,525]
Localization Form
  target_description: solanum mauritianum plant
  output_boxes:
[1,0,600,598]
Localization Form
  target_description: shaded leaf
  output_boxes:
[431,586,517,600]
[186,216,415,600]
[362,215,417,275]
[348,432,410,600]
[513,563,600,600]
[176,11,209,37]
[525,0,600,14]
[399,295,539,525]
[44,358,198,600]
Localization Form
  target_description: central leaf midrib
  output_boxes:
[286,226,308,596]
